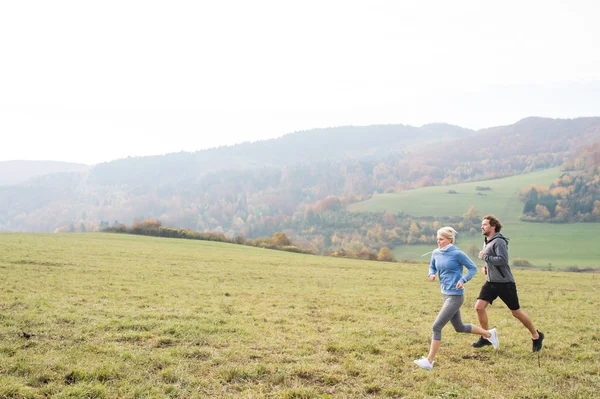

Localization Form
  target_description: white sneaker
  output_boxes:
[486,328,499,350]
[413,356,434,370]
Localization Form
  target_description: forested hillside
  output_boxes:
[520,142,600,222]
[1,117,600,256]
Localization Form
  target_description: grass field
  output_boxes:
[1,233,599,398]
[348,168,600,268]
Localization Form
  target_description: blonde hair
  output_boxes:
[437,226,457,243]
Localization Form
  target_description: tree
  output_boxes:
[535,204,551,218]
[377,247,396,262]
[382,212,396,228]
[409,222,420,235]
[273,232,291,246]
[331,234,342,248]
[464,205,479,220]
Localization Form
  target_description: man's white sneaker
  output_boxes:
[413,356,434,370]
[486,328,499,350]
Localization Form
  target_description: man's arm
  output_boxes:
[483,240,509,266]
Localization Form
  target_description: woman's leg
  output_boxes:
[428,295,464,362]
[426,339,441,363]
[449,300,493,339]
[470,323,491,338]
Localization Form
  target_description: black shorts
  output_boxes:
[477,281,520,311]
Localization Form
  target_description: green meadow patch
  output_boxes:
[348,168,561,218]
[349,168,600,268]
[0,233,599,398]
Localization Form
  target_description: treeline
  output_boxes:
[103,219,312,254]
[102,219,400,262]
[261,206,484,255]
[100,209,483,261]
[520,143,600,222]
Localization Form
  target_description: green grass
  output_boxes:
[348,168,600,268]
[347,168,561,217]
[1,233,599,398]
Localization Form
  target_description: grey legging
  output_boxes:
[432,294,472,340]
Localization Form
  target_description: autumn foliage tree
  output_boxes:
[273,232,291,246]
[377,247,396,262]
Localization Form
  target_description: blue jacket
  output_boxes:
[428,245,477,295]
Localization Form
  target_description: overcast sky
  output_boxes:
[1,0,599,165]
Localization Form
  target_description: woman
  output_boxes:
[414,227,499,370]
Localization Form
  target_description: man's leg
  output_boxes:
[510,309,539,339]
[511,308,544,351]
[472,299,492,348]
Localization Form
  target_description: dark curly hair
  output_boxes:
[483,214,502,232]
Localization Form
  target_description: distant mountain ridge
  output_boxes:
[408,117,600,171]
[88,123,475,185]
[0,160,89,186]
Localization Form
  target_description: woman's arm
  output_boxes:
[458,251,477,284]
[428,254,437,279]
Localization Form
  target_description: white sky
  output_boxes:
[1,0,599,164]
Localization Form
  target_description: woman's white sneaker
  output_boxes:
[486,328,499,350]
[414,356,434,370]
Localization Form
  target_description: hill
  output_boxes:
[349,168,600,267]
[0,160,89,186]
[347,168,561,217]
[0,232,598,397]
[87,123,474,185]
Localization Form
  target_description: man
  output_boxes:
[472,214,544,352]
